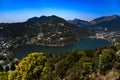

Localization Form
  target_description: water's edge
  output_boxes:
[13,38,111,59]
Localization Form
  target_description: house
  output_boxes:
[96,33,105,39]
[37,33,44,40]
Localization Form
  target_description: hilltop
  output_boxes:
[0,15,90,46]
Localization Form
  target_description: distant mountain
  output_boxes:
[90,15,120,25]
[69,15,120,31]
[0,15,90,46]
[68,19,90,28]
[90,15,120,31]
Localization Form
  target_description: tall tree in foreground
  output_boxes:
[8,52,50,80]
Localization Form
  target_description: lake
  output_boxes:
[13,38,111,58]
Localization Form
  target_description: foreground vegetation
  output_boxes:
[0,72,8,80]
[0,45,120,80]
[47,46,120,80]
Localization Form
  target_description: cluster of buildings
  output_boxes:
[28,30,71,46]
[0,38,12,49]
[89,27,120,45]
[95,31,120,44]
[0,37,18,72]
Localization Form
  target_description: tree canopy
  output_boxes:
[8,52,50,80]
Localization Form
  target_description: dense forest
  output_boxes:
[0,44,120,80]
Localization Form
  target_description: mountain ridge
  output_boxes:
[69,15,120,31]
[0,15,90,46]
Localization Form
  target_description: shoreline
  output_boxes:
[26,42,75,47]
[25,37,111,47]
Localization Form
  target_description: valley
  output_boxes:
[0,15,120,80]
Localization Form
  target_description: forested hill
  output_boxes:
[0,15,90,46]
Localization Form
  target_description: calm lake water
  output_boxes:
[13,38,111,58]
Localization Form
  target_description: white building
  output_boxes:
[96,33,105,39]
[37,33,44,40]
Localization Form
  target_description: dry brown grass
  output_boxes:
[90,69,120,80]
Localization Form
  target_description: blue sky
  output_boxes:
[0,0,120,23]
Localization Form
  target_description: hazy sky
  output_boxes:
[0,0,120,23]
